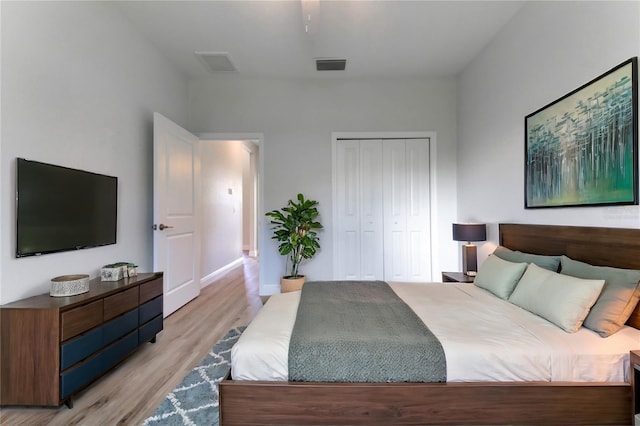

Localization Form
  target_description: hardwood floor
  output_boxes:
[0,255,262,425]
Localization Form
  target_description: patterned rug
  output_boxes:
[143,326,245,426]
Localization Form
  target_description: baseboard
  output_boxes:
[201,257,244,288]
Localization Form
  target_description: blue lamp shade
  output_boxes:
[452,223,486,243]
[452,223,487,276]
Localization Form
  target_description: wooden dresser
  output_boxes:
[0,272,163,407]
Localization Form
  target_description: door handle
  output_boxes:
[153,224,174,231]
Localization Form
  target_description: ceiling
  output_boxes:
[111,0,526,79]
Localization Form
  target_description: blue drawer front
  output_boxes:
[102,331,138,372]
[60,326,103,371]
[139,296,163,324]
[103,308,138,346]
[60,353,104,399]
[139,315,163,344]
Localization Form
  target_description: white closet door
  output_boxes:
[335,140,362,279]
[382,139,431,282]
[335,140,384,280]
[383,140,408,281]
[335,137,430,282]
[359,140,384,280]
[405,139,431,281]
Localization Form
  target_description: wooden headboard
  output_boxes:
[499,223,640,330]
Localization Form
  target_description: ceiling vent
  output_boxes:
[195,52,238,73]
[315,58,347,71]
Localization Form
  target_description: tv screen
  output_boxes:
[16,158,118,257]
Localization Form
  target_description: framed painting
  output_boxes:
[525,57,638,208]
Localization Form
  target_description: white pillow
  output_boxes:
[508,263,605,333]
[473,255,528,300]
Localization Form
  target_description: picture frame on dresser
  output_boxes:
[525,57,638,209]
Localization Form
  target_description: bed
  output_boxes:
[219,223,640,425]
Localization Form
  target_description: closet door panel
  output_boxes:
[388,230,408,280]
[409,230,424,279]
[360,140,384,280]
[405,139,431,281]
[383,140,408,281]
[361,230,381,280]
[342,230,360,279]
[335,141,361,280]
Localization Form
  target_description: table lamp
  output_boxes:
[452,223,487,276]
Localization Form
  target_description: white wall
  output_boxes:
[188,76,459,294]
[1,2,188,303]
[199,140,244,281]
[458,1,640,264]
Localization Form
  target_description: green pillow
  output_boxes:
[560,255,640,337]
[509,263,605,333]
[474,255,528,300]
[493,246,560,272]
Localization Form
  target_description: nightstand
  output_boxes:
[441,272,475,283]
[631,350,640,423]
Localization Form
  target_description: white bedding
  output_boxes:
[231,282,640,382]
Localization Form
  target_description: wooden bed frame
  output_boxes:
[219,223,640,425]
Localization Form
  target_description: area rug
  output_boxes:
[143,326,245,426]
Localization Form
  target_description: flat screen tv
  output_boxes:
[16,158,118,257]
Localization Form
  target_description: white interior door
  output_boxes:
[153,112,200,317]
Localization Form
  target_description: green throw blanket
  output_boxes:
[288,280,446,383]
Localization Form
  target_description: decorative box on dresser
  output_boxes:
[0,272,163,408]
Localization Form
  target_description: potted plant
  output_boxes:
[266,193,323,292]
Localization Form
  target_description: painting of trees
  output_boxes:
[525,58,637,208]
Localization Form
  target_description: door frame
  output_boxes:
[331,131,438,281]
